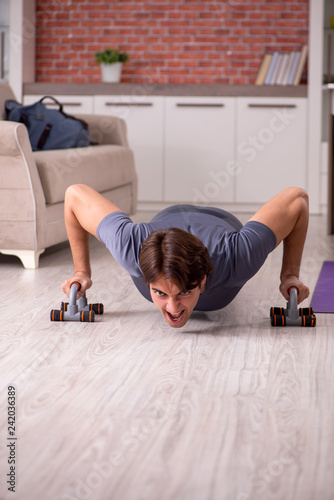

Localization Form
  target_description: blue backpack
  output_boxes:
[5,96,91,151]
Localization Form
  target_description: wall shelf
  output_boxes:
[23,83,308,99]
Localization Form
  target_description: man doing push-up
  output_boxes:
[62,185,310,328]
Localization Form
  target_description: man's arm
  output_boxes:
[249,187,310,303]
[62,184,123,298]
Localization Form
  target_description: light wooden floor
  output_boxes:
[1,212,334,500]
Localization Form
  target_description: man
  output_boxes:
[62,184,310,328]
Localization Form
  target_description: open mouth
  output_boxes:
[166,310,185,324]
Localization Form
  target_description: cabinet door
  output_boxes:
[23,95,94,114]
[236,97,307,203]
[94,95,164,202]
[164,97,235,204]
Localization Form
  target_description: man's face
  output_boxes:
[149,275,206,328]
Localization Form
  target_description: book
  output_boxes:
[271,53,284,85]
[276,53,291,85]
[254,53,272,85]
[255,46,308,86]
[286,51,301,85]
[264,51,280,85]
[282,52,295,85]
[293,45,308,85]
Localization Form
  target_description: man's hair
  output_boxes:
[139,227,213,291]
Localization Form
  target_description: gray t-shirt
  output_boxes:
[96,206,276,311]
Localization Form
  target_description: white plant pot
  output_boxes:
[101,62,123,83]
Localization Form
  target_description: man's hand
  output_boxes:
[62,271,93,299]
[279,275,310,304]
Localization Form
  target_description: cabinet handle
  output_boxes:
[176,103,224,108]
[248,104,297,109]
[104,102,153,107]
[44,102,82,107]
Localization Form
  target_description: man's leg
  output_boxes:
[62,184,123,297]
[249,187,309,303]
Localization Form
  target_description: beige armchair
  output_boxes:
[0,83,137,268]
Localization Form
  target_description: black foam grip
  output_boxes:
[271,315,286,327]
[270,307,284,316]
[50,309,63,321]
[91,303,104,315]
[81,310,95,322]
[301,315,316,327]
[299,307,313,316]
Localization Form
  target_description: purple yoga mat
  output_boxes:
[310,261,334,313]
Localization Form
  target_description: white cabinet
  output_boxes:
[22,92,309,209]
[94,95,164,202]
[164,97,235,204]
[235,97,307,204]
[23,94,94,114]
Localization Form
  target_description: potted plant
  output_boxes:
[95,48,129,83]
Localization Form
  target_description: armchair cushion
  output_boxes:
[34,144,135,205]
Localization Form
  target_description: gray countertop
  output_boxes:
[23,83,308,98]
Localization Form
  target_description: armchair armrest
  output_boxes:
[75,114,130,147]
[0,121,46,254]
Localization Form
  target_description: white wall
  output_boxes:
[9,0,35,100]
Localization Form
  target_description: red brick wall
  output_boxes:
[35,0,309,84]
